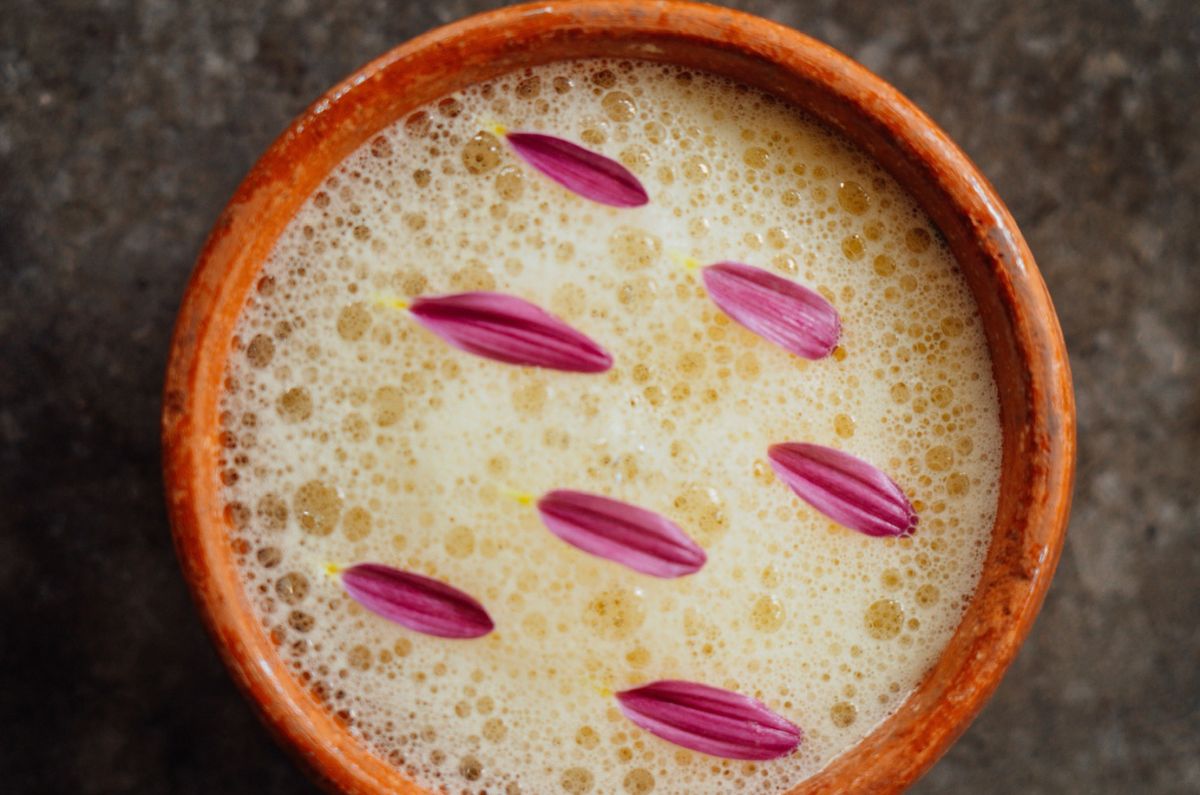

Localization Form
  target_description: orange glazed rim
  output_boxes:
[161,2,1075,793]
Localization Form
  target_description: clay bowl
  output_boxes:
[162,1,1075,792]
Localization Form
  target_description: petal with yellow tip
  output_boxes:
[536,490,706,578]
[341,563,494,639]
[615,680,802,760]
[768,442,918,537]
[410,292,612,373]
[505,131,649,207]
[701,262,840,359]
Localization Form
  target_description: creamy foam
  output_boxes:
[218,59,1002,794]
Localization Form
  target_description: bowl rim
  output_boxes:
[162,2,1075,793]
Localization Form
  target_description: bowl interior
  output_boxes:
[162,3,1074,793]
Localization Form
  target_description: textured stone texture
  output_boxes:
[1,1,1197,793]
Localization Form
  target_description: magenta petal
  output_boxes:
[615,680,802,761]
[410,292,612,372]
[768,443,918,537]
[505,131,649,207]
[340,563,494,639]
[536,490,706,578]
[701,262,840,359]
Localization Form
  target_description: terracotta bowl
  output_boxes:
[162,1,1075,792]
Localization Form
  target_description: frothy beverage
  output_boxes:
[218,59,1001,793]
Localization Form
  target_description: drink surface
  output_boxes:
[219,59,1001,794]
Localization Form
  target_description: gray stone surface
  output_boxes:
[1,1,1197,792]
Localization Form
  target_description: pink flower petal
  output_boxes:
[340,563,494,639]
[536,490,706,578]
[410,292,612,372]
[505,131,649,207]
[615,680,803,761]
[701,262,840,359]
[768,443,918,537]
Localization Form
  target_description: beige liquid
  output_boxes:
[218,59,1001,794]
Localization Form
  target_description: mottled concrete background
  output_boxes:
[1,1,1197,793]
